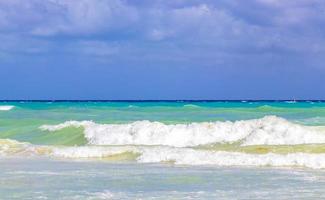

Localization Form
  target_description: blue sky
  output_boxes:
[1,0,325,100]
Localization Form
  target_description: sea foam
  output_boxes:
[137,147,325,169]
[40,116,325,147]
[2,139,325,169]
[0,105,14,111]
[46,145,325,169]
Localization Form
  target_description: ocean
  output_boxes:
[1,101,325,199]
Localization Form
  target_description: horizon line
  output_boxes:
[1,100,325,102]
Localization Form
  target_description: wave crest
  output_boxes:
[138,147,325,169]
[2,139,325,169]
[0,105,14,111]
[39,116,325,147]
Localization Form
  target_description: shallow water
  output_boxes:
[1,101,325,198]
[1,157,325,200]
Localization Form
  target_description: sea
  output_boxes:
[1,100,325,199]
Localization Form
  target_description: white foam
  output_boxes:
[40,121,93,131]
[183,104,200,108]
[0,139,39,156]
[137,147,325,169]
[87,191,114,199]
[40,116,325,147]
[2,139,325,169]
[42,145,325,169]
[0,105,14,111]
[51,146,138,158]
[285,101,297,104]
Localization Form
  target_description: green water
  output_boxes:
[2,101,325,199]
[2,101,325,160]
[1,101,325,145]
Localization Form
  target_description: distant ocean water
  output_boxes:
[1,101,325,199]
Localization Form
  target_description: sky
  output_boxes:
[1,0,325,100]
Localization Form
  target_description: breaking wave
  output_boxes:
[2,138,325,169]
[0,105,14,111]
[137,147,325,169]
[2,116,325,169]
[51,146,325,169]
[40,116,325,147]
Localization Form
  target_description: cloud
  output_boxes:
[144,4,234,41]
[0,0,325,69]
[0,0,138,36]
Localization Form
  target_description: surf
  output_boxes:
[0,105,14,111]
[40,116,325,147]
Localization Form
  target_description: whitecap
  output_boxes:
[0,105,14,111]
[40,116,325,147]
[138,147,325,169]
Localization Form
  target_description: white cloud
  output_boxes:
[1,0,325,68]
[144,4,242,41]
[255,0,325,26]
[0,0,139,36]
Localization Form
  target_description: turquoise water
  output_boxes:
[2,101,325,145]
[1,101,325,199]
[3,101,325,123]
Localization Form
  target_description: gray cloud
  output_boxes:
[0,0,138,35]
[0,0,325,68]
